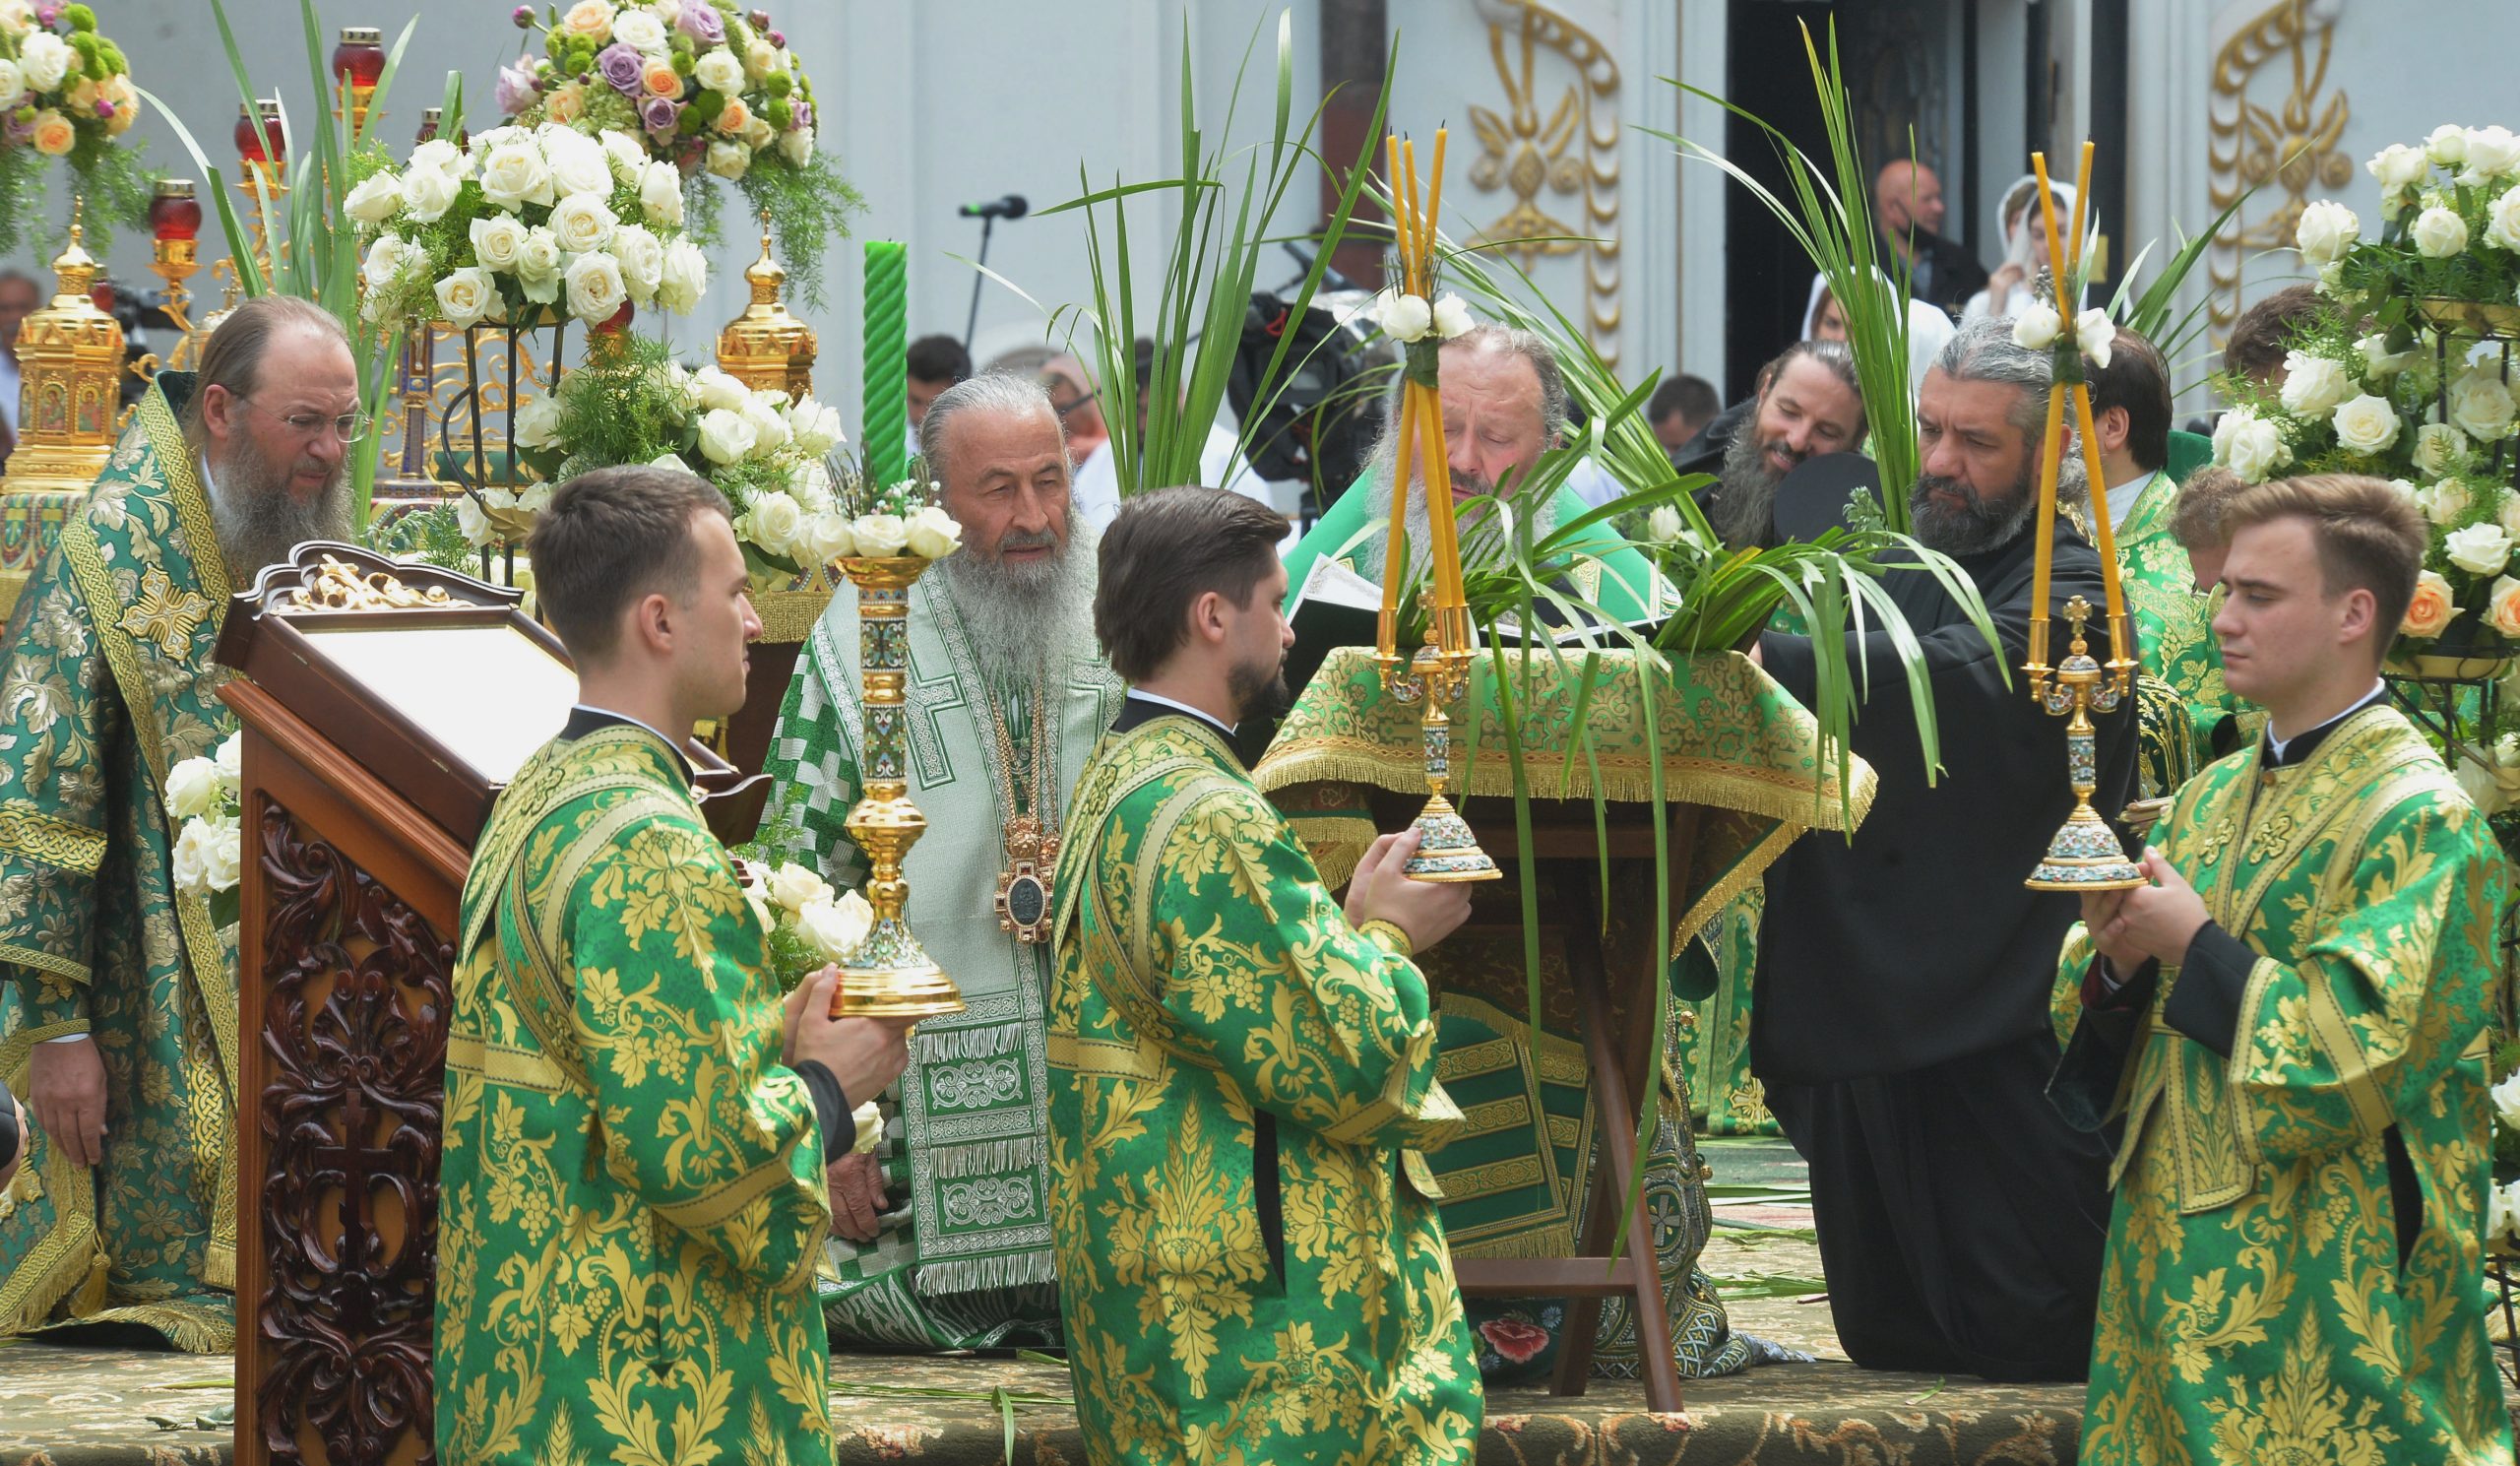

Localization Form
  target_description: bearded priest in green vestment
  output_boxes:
[760,372,1122,1350]
[436,466,911,1464]
[0,298,361,1350]
[1278,325,1754,1383]
[1051,485,1480,1464]
[2053,474,2514,1466]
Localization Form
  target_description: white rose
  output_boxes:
[744,882,774,936]
[471,124,528,153]
[694,47,746,95]
[2367,143,2430,192]
[2447,523,2515,577]
[0,59,25,102]
[2500,491,2520,541]
[745,38,778,80]
[788,399,844,457]
[2465,125,2520,182]
[2487,189,2520,254]
[2213,408,2290,484]
[544,132,613,201]
[362,231,413,290]
[2451,369,2518,441]
[170,816,216,896]
[515,481,553,513]
[2277,352,2352,416]
[2426,124,2470,168]
[801,511,858,564]
[548,192,620,256]
[1370,287,1432,343]
[779,124,813,167]
[2072,307,2116,369]
[745,490,805,553]
[2357,333,2415,379]
[611,223,663,303]
[18,32,70,92]
[2456,748,2503,815]
[454,494,495,546]
[657,238,707,313]
[742,114,775,151]
[2293,198,2359,267]
[2495,1069,2520,1130]
[638,159,685,227]
[1429,293,1474,340]
[205,818,243,893]
[647,450,688,472]
[400,163,458,224]
[2416,478,2473,525]
[795,891,874,963]
[434,267,498,329]
[215,732,243,785]
[470,214,528,273]
[766,860,833,913]
[2412,206,2469,259]
[410,138,467,181]
[564,250,627,323]
[513,394,563,451]
[697,407,759,465]
[2415,421,2472,476]
[2494,1179,2520,1244]
[705,140,750,179]
[740,395,791,453]
[515,226,565,304]
[692,365,750,412]
[600,128,648,182]
[344,170,404,226]
[905,505,963,559]
[476,140,555,210]
[164,756,224,820]
[611,8,667,52]
[788,460,835,513]
[852,513,909,556]
[2330,393,2403,457]
[2011,298,2062,351]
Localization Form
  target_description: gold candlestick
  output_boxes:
[826,554,965,1021]
[2026,600,2143,890]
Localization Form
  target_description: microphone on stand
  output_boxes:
[961,195,1029,351]
[958,194,1030,222]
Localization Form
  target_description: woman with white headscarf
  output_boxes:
[1961,173,2096,322]
[1799,272,1957,397]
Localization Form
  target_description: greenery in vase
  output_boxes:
[500,0,859,304]
[0,0,154,255]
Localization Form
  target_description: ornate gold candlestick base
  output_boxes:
[829,554,965,1020]
[1381,642,1501,883]
[2025,598,2144,892]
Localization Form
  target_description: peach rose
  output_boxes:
[2490,575,2520,639]
[560,0,616,43]
[29,107,75,158]
[546,81,587,125]
[641,58,681,97]
[2403,568,2462,638]
[715,96,750,135]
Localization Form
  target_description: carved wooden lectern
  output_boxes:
[214,544,754,1466]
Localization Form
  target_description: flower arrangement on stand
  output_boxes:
[498,0,859,301]
[0,0,152,256]
[163,730,243,929]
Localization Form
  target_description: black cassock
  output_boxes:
[1752,511,2135,1382]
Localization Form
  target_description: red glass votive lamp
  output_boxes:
[151,179,202,242]
[332,28,386,91]
[233,99,285,163]
[416,106,442,144]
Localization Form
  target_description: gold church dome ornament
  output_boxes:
[4,200,127,498]
[716,212,816,399]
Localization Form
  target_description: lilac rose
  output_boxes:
[789,97,811,130]
[494,59,540,117]
[596,41,645,96]
[675,3,724,45]
[638,95,680,135]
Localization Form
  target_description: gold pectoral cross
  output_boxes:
[994,814,1059,943]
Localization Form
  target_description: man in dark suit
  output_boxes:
[1877,161,1987,319]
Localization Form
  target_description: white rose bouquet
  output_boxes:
[163,729,245,928]
[498,0,860,303]
[0,1,152,256]
[347,119,709,332]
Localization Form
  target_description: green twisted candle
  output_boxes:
[862,240,908,489]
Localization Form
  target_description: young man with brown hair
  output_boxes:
[2058,473,2513,1464]
[436,465,912,1465]
[1047,484,1480,1464]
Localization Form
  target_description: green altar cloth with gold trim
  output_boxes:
[1253,645,1870,1378]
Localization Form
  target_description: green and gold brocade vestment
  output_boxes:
[0,374,238,1351]
[2117,470,2249,778]
[2055,706,2513,1465]
[1048,709,1481,1465]
[436,724,834,1465]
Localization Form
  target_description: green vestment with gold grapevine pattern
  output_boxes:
[436,725,834,1466]
[0,374,239,1351]
[2118,471,2248,770]
[1048,713,1482,1465]
[2063,707,2513,1466]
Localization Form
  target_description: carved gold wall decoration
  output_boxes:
[2208,0,2352,340]
[1464,1,1621,364]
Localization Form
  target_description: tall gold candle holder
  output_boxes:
[826,554,965,1020]
[2020,142,2142,892]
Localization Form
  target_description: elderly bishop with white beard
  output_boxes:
[0,297,359,1349]
[761,371,1122,1350]
[1750,317,2136,1382]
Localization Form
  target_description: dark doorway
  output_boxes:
[1721,0,1840,405]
